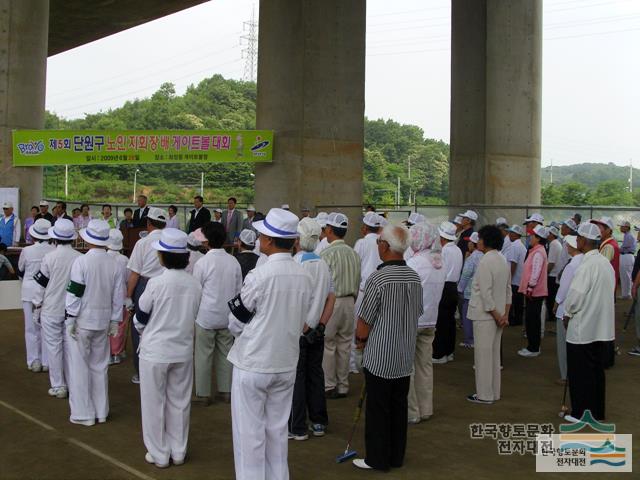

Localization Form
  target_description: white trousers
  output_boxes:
[66,327,110,422]
[41,314,67,388]
[231,368,296,480]
[140,358,193,465]
[473,321,502,402]
[23,302,48,367]
[620,254,634,298]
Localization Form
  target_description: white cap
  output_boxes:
[578,222,601,241]
[246,205,256,212]
[458,210,478,221]
[326,212,349,229]
[107,229,123,251]
[147,207,168,223]
[29,218,52,240]
[524,213,544,225]
[239,229,257,246]
[315,212,329,228]
[507,224,524,236]
[253,208,300,239]
[619,220,631,228]
[438,221,457,241]
[548,226,560,238]
[39,200,49,207]
[2,201,13,209]
[469,232,479,244]
[565,235,578,250]
[378,215,388,227]
[80,219,111,246]
[496,217,508,226]
[405,212,426,226]
[152,228,189,253]
[214,208,223,214]
[187,231,202,247]
[48,219,77,241]
[591,216,614,231]
[281,204,290,210]
[452,215,462,225]
[363,212,384,228]
[562,218,578,232]
[532,225,549,239]
[298,217,322,238]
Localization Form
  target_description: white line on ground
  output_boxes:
[0,399,156,480]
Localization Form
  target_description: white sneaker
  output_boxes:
[172,456,185,466]
[56,387,68,399]
[42,365,49,372]
[145,452,169,468]
[447,354,455,362]
[30,360,42,373]
[131,374,140,384]
[288,432,309,441]
[353,459,373,470]
[97,417,107,424]
[70,418,95,427]
[432,356,448,364]
[517,348,540,358]
[47,387,58,397]
[408,417,421,425]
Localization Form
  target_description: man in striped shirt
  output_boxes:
[353,224,423,471]
[320,212,361,399]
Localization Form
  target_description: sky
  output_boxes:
[46,0,640,168]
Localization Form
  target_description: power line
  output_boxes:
[241,7,258,82]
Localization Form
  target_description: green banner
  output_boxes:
[12,129,273,166]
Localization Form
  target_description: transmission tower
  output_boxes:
[241,7,258,82]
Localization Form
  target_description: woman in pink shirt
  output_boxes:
[518,225,548,357]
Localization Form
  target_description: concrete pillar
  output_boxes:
[255,0,366,239]
[449,0,542,206]
[0,0,48,221]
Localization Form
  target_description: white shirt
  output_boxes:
[32,244,82,318]
[548,238,563,277]
[227,253,314,374]
[354,233,381,291]
[138,269,202,363]
[506,238,527,286]
[193,249,242,330]
[2,214,21,245]
[65,249,123,330]
[165,216,179,229]
[441,241,463,282]
[501,236,512,255]
[294,251,333,329]
[186,249,204,274]
[107,249,129,303]
[314,237,329,255]
[18,242,55,301]
[407,251,447,328]
[127,229,164,278]
[564,250,615,344]
[555,253,583,319]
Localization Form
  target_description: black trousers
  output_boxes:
[525,296,544,353]
[509,285,524,326]
[567,341,606,421]
[288,336,328,434]
[433,282,458,359]
[545,276,559,323]
[131,277,149,376]
[364,369,410,471]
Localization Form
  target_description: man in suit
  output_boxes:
[188,195,211,233]
[133,195,150,228]
[221,197,243,244]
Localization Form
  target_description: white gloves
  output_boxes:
[124,297,134,311]
[108,321,119,337]
[32,304,42,325]
[66,321,77,340]
[353,349,364,373]
[133,314,146,335]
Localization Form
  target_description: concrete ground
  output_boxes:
[1,304,638,480]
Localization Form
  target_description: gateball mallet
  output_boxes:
[336,383,367,463]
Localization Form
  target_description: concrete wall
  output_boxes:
[0,0,48,221]
[254,0,366,241]
[450,0,542,206]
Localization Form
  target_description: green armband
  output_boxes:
[66,280,86,297]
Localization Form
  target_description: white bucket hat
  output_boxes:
[548,226,560,238]
[468,232,479,244]
[532,225,549,239]
[561,218,578,232]
[107,229,123,251]
[246,205,256,212]
[524,213,544,225]
[438,221,457,241]
[326,212,349,229]
[564,235,578,250]
[152,228,189,253]
[147,207,168,223]
[496,217,508,227]
[187,232,202,248]
[458,210,478,221]
[48,219,77,241]
[254,208,300,239]
[591,217,614,231]
[80,219,111,246]
[577,222,601,241]
[239,229,257,246]
[405,212,426,226]
[30,218,52,240]
[508,224,524,236]
[315,212,329,228]
[452,215,462,225]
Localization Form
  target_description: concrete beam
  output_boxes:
[255,0,366,241]
[450,0,542,205]
[0,0,48,223]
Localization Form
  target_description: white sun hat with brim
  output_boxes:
[39,200,50,207]
[239,229,257,246]
[458,210,478,221]
[152,228,189,253]
[561,218,578,232]
[438,221,457,241]
[405,212,426,226]
[253,208,300,239]
[314,212,329,228]
[107,228,123,251]
[187,231,203,248]
[147,207,168,223]
[496,217,508,227]
[532,225,549,239]
[80,219,111,246]
[467,232,479,244]
[507,224,524,236]
[48,218,77,241]
[591,217,614,231]
[548,226,560,238]
[564,235,578,250]
[577,222,601,241]
[29,218,52,241]
[523,213,544,225]
[246,205,256,212]
[452,215,462,225]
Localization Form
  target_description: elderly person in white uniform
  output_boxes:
[227,208,315,480]
[135,228,202,468]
